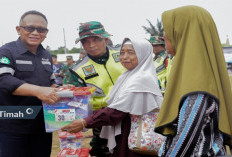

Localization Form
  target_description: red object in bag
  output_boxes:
[58,87,95,96]
[58,131,83,139]
[57,148,80,157]
[57,148,89,157]
[79,148,90,157]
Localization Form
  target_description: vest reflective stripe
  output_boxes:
[74,48,125,110]
[154,52,171,94]
[0,67,15,75]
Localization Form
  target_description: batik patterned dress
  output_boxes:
[159,93,226,157]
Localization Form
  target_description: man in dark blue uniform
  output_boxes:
[0,10,59,157]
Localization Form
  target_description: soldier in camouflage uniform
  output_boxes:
[149,36,172,95]
[71,21,125,157]
[60,56,77,85]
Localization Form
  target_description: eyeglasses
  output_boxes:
[20,26,48,33]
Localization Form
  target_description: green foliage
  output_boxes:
[49,47,65,55]
[142,19,164,36]
[222,43,232,47]
[69,47,81,54]
[48,47,82,55]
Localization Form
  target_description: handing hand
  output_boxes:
[36,86,60,104]
[61,119,87,133]
[60,84,75,88]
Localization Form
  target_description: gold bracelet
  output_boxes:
[81,119,86,129]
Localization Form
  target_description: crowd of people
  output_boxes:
[51,52,87,86]
[0,5,231,157]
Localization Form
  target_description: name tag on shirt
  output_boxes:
[42,61,51,65]
[16,60,32,64]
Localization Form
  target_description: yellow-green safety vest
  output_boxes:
[72,47,125,110]
[154,52,172,94]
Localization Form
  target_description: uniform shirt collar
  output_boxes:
[16,38,45,55]
[87,47,109,65]
[157,50,166,58]
[67,63,75,68]
[154,50,166,60]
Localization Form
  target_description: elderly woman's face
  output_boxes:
[120,44,138,70]
[164,34,176,56]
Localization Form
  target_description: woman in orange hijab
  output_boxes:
[155,5,232,156]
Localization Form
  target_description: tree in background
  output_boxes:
[49,47,66,55]
[69,47,80,54]
[222,43,232,47]
[222,35,232,47]
[48,47,82,55]
[142,19,164,36]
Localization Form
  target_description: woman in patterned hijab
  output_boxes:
[155,5,232,156]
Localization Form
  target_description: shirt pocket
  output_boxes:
[15,62,35,79]
[16,64,35,71]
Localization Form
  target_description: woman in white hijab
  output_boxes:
[62,38,163,157]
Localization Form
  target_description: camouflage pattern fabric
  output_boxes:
[149,35,165,45]
[60,63,80,85]
[75,21,111,44]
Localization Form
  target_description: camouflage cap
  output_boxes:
[149,36,165,45]
[75,21,112,44]
[66,55,73,60]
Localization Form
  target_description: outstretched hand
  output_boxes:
[61,119,87,133]
[36,86,60,104]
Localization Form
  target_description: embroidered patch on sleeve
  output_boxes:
[0,57,10,64]
[112,52,120,62]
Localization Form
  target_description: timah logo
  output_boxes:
[0,106,41,119]
[0,110,24,118]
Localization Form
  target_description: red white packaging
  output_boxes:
[58,131,83,139]
[57,148,89,157]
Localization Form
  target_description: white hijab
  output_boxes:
[100,38,163,152]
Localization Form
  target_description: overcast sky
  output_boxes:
[0,0,232,50]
